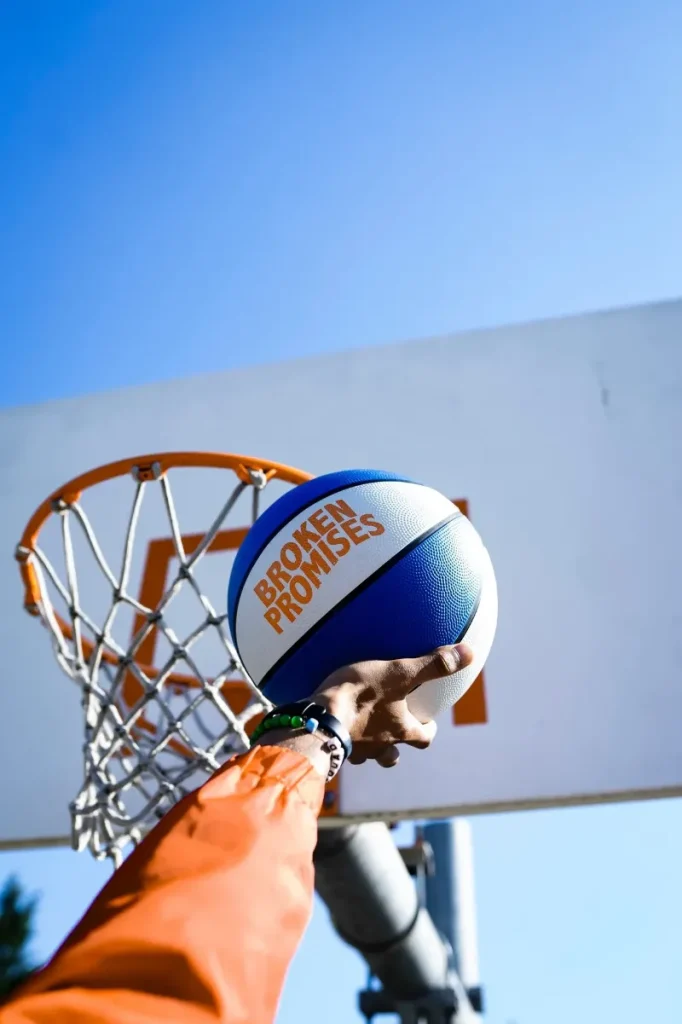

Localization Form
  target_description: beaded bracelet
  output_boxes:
[250,701,352,781]
[250,711,307,742]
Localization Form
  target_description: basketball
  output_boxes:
[228,469,497,721]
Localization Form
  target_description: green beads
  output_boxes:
[250,711,306,745]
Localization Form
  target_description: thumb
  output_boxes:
[399,642,475,696]
[430,642,475,676]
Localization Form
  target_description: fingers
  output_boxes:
[348,743,401,767]
[347,716,435,768]
[432,642,474,675]
[376,745,400,768]
[393,642,475,696]
[404,717,437,749]
[317,643,474,705]
[319,644,472,767]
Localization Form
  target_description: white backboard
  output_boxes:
[2,299,681,848]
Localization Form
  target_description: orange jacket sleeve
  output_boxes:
[1,745,325,1024]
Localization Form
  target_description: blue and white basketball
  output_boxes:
[227,470,497,721]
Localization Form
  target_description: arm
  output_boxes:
[1,743,326,1024]
[2,643,471,1024]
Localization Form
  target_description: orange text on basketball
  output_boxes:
[252,499,385,634]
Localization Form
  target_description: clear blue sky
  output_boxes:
[1,1,681,1022]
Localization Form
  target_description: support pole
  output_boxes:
[424,820,483,1015]
[315,823,450,1000]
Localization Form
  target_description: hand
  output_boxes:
[313,643,474,769]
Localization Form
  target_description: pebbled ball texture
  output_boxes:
[228,469,497,720]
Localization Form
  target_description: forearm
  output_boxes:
[252,726,333,778]
[2,745,325,1024]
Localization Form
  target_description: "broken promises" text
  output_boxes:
[253,498,386,634]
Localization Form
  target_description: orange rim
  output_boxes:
[16,450,311,614]
[14,448,311,693]
[14,451,341,810]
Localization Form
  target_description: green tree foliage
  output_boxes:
[0,876,38,1001]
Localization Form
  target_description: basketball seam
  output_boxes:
[257,509,468,695]
[229,474,415,635]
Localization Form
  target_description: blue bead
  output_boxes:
[305,718,318,733]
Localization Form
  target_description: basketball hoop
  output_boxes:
[15,452,311,864]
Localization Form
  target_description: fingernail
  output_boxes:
[453,642,474,666]
[439,647,459,673]
[439,643,472,672]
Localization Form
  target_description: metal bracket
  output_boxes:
[359,984,460,1024]
[398,838,436,878]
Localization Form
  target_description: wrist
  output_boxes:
[249,702,351,781]
[252,728,332,781]
[312,684,359,737]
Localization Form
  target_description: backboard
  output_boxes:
[2,298,682,849]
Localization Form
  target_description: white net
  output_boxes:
[15,455,306,864]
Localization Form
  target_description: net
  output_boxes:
[15,453,310,864]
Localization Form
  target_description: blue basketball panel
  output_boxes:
[228,468,414,634]
[260,515,482,705]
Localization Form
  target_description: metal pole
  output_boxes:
[314,823,450,1000]
[424,819,483,1014]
